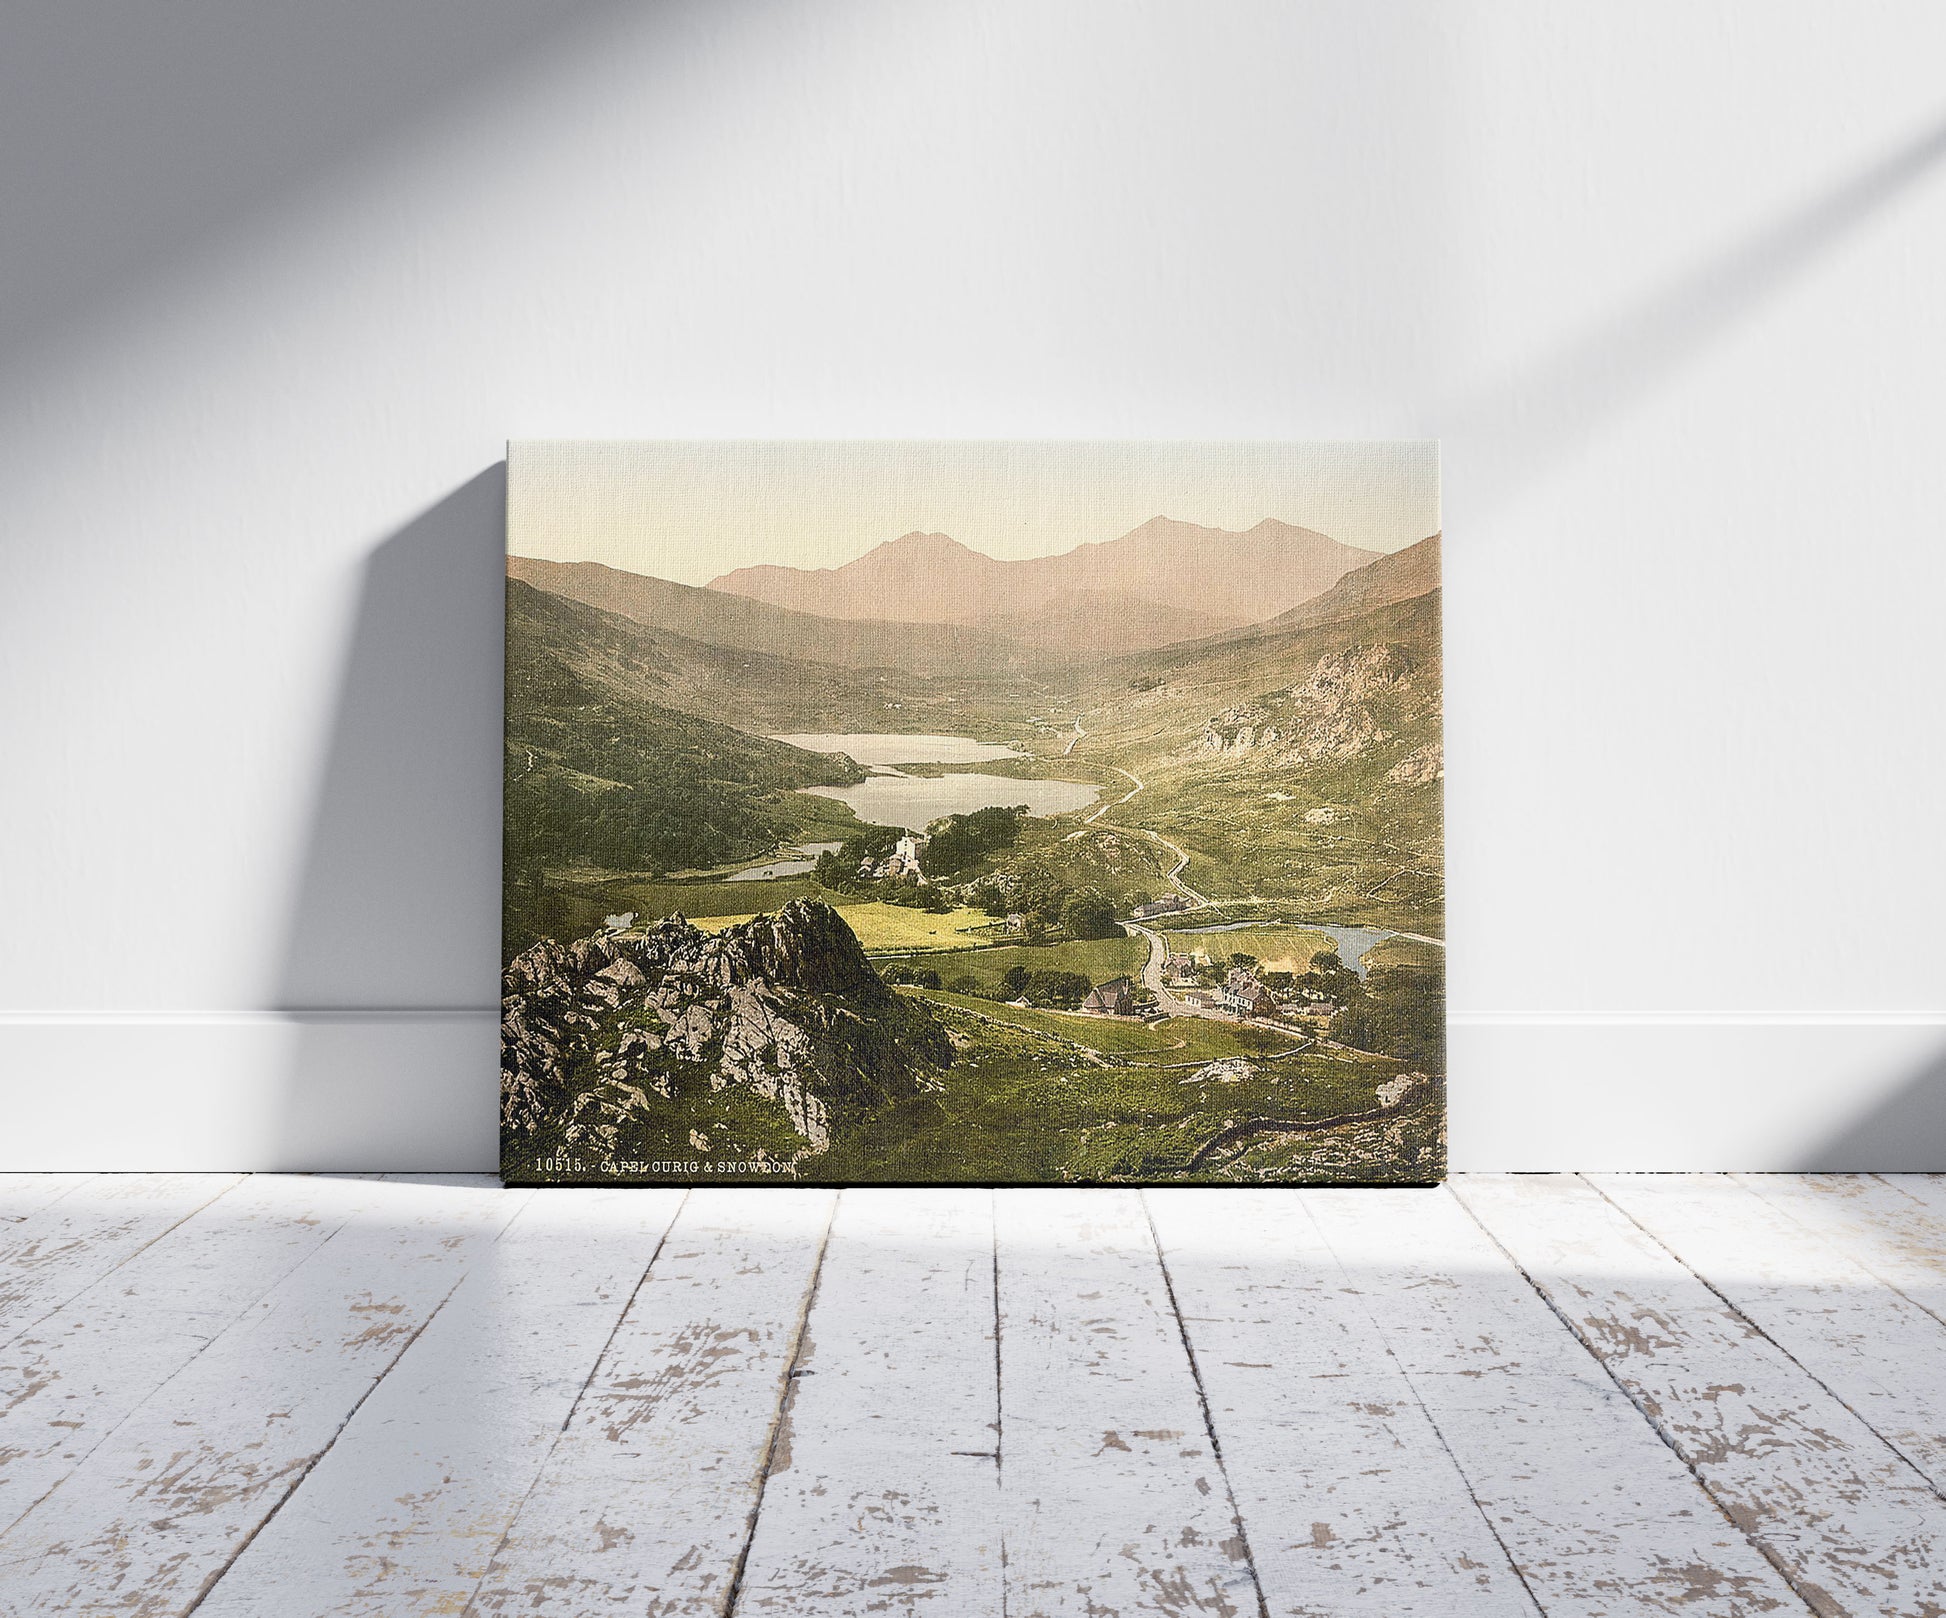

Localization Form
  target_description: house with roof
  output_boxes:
[1131,895,1191,922]
[1162,951,1198,984]
[1080,976,1137,1017]
[1215,967,1277,1019]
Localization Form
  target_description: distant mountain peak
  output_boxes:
[706,513,1384,649]
[877,530,973,554]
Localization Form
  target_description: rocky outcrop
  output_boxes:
[1201,643,1430,763]
[1180,1057,1259,1087]
[501,899,950,1160]
[1387,742,1444,785]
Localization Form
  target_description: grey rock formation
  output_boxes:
[1201,642,1430,763]
[501,899,950,1161]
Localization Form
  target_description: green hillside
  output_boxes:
[1045,588,1445,933]
[505,582,870,957]
[509,555,1037,673]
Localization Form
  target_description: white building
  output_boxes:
[882,832,928,882]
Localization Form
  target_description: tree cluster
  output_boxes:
[998,965,1093,1008]
[1331,966,1444,1072]
[922,805,1027,878]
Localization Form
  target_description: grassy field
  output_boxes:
[809,997,1437,1184]
[686,901,998,951]
[871,935,1147,990]
[1362,936,1445,972]
[1107,760,1442,935]
[529,869,1005,954]
[915,990,1303,1064]
[1163,925,1335,972]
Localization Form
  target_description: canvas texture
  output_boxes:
[502,442,1444,1185]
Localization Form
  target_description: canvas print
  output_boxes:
[502,442,1444,1185]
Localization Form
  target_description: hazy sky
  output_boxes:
[508,441,1439,585]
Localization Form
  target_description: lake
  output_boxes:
[773,733,1024,768]
[774,732,1100,833]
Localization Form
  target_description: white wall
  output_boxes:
[4,1,1943,1171]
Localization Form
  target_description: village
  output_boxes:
[860,829,1346,1035]
[1058,947,1346,1032]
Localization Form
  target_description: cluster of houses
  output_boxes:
[1068,962,1281,1023]
[1168,949,1343,1023]
[1060,958,1341,1026]
[1129,894,1193,922]
[1176,966,1279,1019]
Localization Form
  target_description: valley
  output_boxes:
[503,511,1445,1184]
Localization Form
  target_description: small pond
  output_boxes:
[724,842,844,882]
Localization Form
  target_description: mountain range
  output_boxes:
[704,517,1383,657]
[507,556,1030,674]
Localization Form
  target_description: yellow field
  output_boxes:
[1162,925,1335,973]
[689,901,998,952]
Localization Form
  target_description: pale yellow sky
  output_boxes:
[507,441,1438,585]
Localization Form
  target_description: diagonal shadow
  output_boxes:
[1449,111,1946,511]
[1794,1047,1946,1172]
[0,0,646,375]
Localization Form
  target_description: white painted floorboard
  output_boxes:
[0,1174,1941,1617]
[1148,1188,1541,1616]
[194,1186,686,1617]
[732,1188,1002,1616]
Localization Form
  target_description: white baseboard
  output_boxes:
[0,1012,498,1172]
[1,1013,1940,1173]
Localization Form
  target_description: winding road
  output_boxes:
[1060,718,1212,908]
[1061,716,1444,1022]
[1126,920,1194,1016]
[1124,919,1300,1034]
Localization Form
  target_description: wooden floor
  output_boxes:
[2,1177,1945,1615]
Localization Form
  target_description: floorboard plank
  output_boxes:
[731,1188,1003,1615]
[1146,1188,1539,1616]
[0,1175,525,1616]
[1459,1173,1946,1617]
[1734,1176,1946,1325]
[463,1187,837,1616]
[1307,1185,1807,1616]
[0,1174,245,1348]
[995,1188,1262,1618]
[188,1186,686,1617]
[0,1174,96,1223]
[1593,1174,1946,1499]
[0,1175,405,1536]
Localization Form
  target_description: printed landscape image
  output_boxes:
[502,442,1444,1185]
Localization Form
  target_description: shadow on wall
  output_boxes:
[271,466,507,1171]
[0,1,642,376]
[1447,111,1946,514]
[1795,1051,1946,1173]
